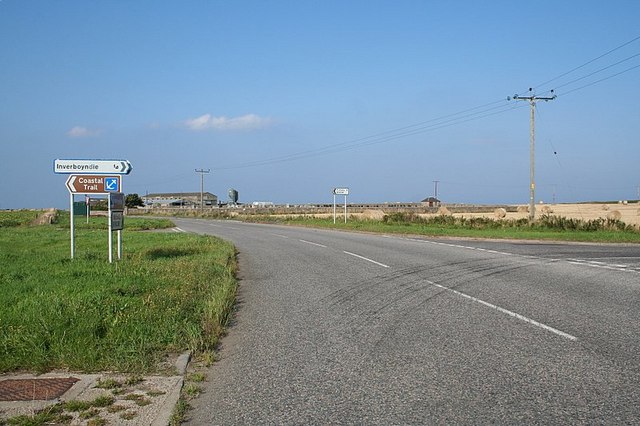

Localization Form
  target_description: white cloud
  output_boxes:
[67,126,101,138]
[184,113,272,131]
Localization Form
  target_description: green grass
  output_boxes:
[244,213,640,243]
[0,210,42,227]
[0,213,237,373]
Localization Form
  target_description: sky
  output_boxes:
[1,1,639,209]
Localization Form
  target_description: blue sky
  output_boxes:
[1,1,639,209]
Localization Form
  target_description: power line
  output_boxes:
[216,100,523,170]
[533,34,640,91]
[558,62,640,97]
[219,36,640,173]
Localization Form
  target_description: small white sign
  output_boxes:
[54,159,132,175]
[333,187,349,195]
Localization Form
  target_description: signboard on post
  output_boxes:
[332,187,349,224]
[108,192,125,263]
[54,159,132,175]
[57,158,132,262]
[109,192,125,211]
[66,175,120,194]
[111,211,124,231]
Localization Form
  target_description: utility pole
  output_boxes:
[433,180,440,199]
[509,89,556,221]
[195,168,210,213]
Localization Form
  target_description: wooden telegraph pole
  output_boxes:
[510,89,556,221]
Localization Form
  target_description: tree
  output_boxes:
[125,193,145,208]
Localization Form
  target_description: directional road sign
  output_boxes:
[66,175,121,194]
[54,159,132,175]
[333,187,349,195]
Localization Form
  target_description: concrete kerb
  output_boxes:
[0,351,191,425]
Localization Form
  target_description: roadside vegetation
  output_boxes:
[241,212,640,243]
[0,210,237,373]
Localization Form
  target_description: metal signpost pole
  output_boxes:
[344,195,347,224]
[118,184,123,260]
[70,193,75,259]
[333,193,337,224]
[108,196,113,264]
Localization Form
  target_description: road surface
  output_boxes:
[173,218,640,424]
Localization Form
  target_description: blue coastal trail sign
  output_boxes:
[54,159,132,175]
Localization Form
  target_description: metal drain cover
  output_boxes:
[0,377,80,401]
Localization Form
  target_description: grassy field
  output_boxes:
[0,211,237,373]
[243,213,640,243]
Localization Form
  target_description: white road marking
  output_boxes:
[271,233,289,239]
[299,239,327,248]
[426,280,578,341]
[343,251,390,268]
[172,227,186,233]
[567,259,639,274]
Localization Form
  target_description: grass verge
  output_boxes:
[0,212,237,373]
[243,213,640,243]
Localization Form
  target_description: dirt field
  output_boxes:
[347,203,640,227]
[441,203,640,227]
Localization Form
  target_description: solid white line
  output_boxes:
[427,280,577,341]
[343,251,390,268]
[299,239,327,248]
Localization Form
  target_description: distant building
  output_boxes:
[251,201,275,208]
[143,192,218,208]
[420,197,441,207]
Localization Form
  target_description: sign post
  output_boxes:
[108,192,125,263]
[56,159,131,262]
[332,188,349,224]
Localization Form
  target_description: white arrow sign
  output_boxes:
[54,159,132,175]
[333,187,349,195]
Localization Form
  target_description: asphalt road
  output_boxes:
[174,218,640,425]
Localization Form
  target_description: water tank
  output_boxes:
[228,188,239,204]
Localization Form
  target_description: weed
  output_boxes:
[92,395,115,408]
[169,397,191,426]
[5,404,72,425]
[147,390,167,397]
[87,418,107,426]
[95,378,122,389]
[107,404,127,413]
[80,408,100,419]
[123,393,151,406]
[184,383,202,399]
[124,375,144,386]
[63,400,92,412]
[120,410,138,420]
[187,372,206,382]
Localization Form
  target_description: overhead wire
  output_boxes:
[216,100,521,170]
[533,34,640,90]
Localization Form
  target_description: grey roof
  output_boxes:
[144,192,216,198]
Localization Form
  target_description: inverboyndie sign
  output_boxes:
[54,159,132,175]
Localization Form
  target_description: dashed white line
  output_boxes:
[343,251,390,268]
[172,227,186,233]
[271,233,289,239]
[426,280,578,341]
[299,239,327,248]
